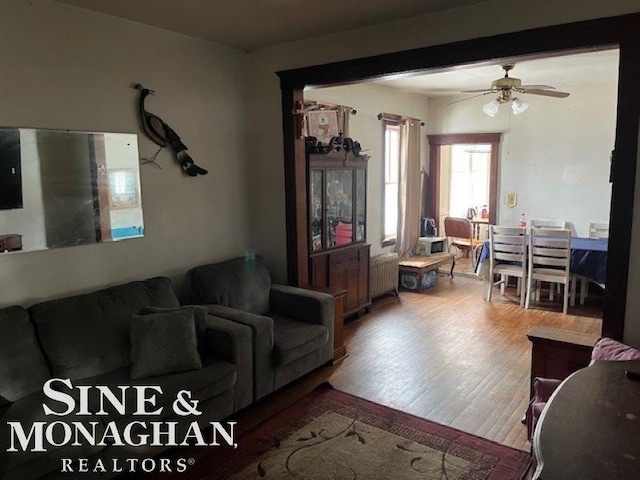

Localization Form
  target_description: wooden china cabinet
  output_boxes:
[307,149,371,317]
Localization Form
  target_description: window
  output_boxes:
[383,123,400,242]
[449,144,490,218]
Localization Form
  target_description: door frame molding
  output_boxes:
[277,13,640,340]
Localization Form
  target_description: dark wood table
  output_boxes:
[527,326,599,400]
[533,359,640,479]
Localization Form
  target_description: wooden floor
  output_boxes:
[236,274,602,454]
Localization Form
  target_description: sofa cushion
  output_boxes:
[270,314,329,366]
[187,254,271,315]
[29,277,180,380]
[0,391,105,477]
[0,306,50,402]
[130,309,202,380]
[71,358,236,430]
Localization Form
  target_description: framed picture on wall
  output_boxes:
[306,110,339,145]
[108,169,139,209]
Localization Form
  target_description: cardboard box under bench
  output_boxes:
[398,253,456,291]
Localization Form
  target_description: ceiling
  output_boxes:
[373,49,620,96]
[54,0,490,51]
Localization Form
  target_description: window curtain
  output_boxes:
[395,120,422,257]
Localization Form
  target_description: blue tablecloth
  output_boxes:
[476,237,607,285]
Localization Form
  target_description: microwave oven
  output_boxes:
[415,236,448,256]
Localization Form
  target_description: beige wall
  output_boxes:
[246,0,640,341]
[304,84,429,257]
[0,0,250,306]
[428,82,617,237]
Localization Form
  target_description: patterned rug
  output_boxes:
[202,384,531,480]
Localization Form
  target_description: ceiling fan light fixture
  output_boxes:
[511,97,529,115]
[482,99,500,117]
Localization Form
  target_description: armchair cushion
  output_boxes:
[270,314,329,366]
[187,255,271,315]
[130,309,202,380]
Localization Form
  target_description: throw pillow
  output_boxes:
[141,305,208,357]
[130,309,202,380]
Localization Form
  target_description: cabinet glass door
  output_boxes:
[309,169,323,252]
[327,169,353,248]
[355,169,366,242]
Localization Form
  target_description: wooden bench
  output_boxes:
[398,253,456,291]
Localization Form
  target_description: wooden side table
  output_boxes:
[306,285,348,363]
[526,325,599,399]
[398,253,456,292]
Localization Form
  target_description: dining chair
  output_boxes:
[525,228,573,314]
[530,219,568,230]
[444,216,483,268]
[487,226,527,306]
[588,222,609,239]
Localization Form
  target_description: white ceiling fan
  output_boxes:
[453,64,571,117]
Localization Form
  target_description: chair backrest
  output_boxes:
[444,217,472,240]
[528,228,571,274]
[489,226,527,268]
[530,219,568,230]
[588,222,609,239]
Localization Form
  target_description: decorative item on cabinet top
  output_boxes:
[302,99,360,155]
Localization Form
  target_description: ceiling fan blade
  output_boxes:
[519,84,555,90]
[523,89,570,98]
[447,92,493,105]
[460,89,494,93]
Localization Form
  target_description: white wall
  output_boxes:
[428,82,617,237]
[0,0,250,306]
[304,84,429,256]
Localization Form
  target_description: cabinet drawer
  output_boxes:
[330,249,359,267]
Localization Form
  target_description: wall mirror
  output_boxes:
[0,128,143,254]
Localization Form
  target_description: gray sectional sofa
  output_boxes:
[0,262,335,480]
[0,277,252,480]
[187,254,334,401]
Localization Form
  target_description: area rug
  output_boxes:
[201,383,531,480]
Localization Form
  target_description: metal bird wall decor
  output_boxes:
[134,83,208,177]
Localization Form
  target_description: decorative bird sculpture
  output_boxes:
[134,83,208,177]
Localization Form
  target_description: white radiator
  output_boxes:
[370,252,399,299]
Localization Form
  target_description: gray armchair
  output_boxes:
[187,254,334,400]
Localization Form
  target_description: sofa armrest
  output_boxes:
[270,284,334,329]
[203,304,275,401]
[202,315,253,411]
